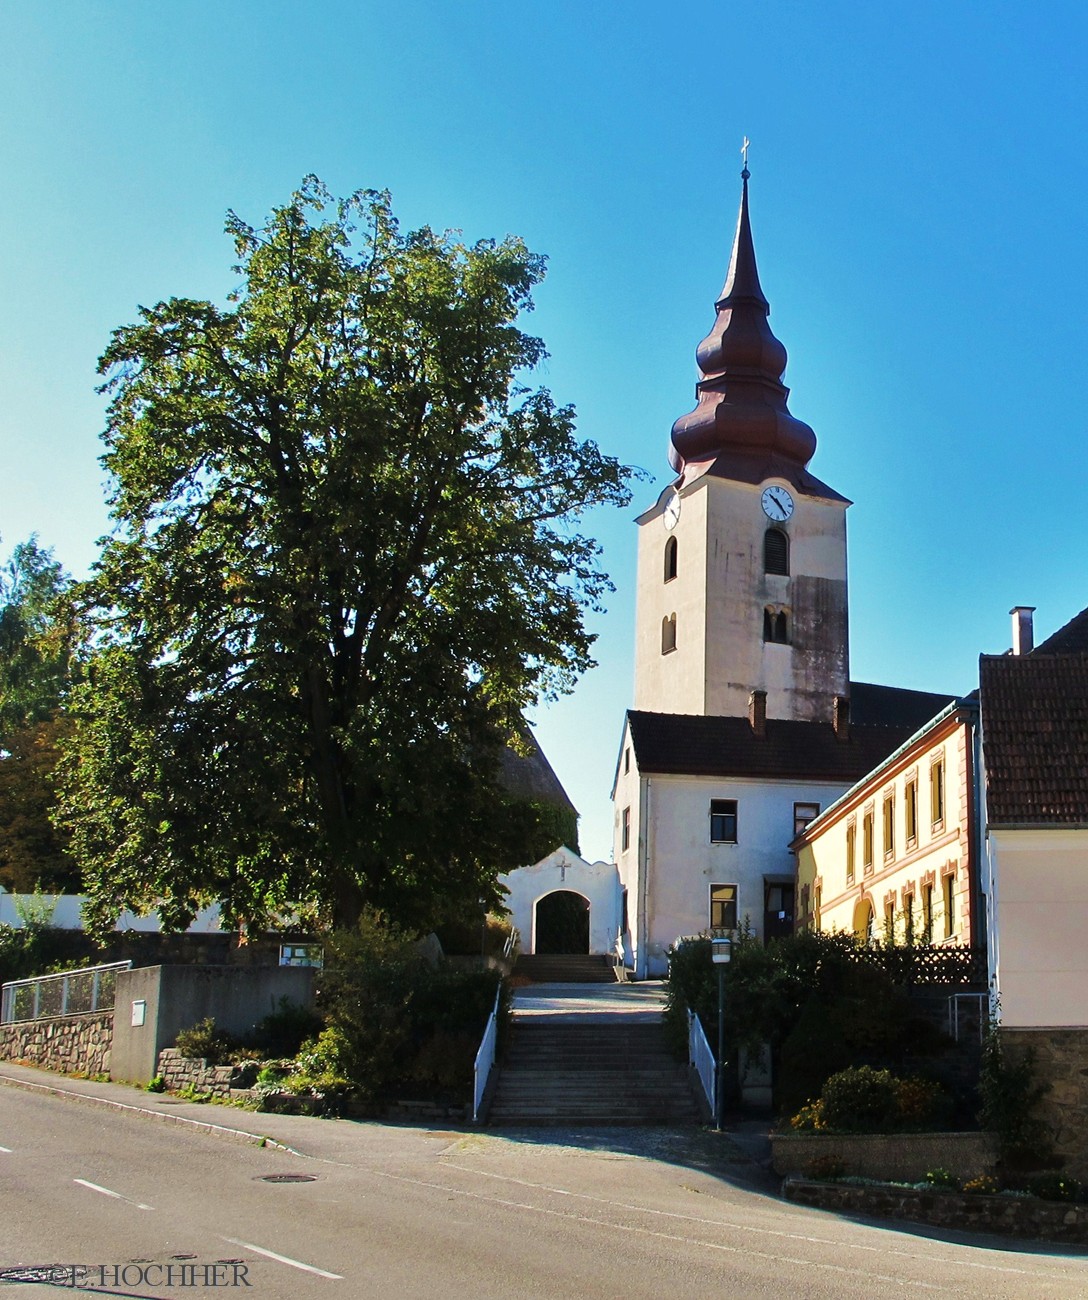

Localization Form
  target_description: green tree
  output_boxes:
[0,538,82,891]
[58,178,635,934]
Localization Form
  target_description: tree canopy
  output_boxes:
[0,537,82,892]
[58,178,635,933]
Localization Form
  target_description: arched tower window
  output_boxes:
[764,528,789,576]
[661,613,677,654]
[664,535,678,582]
[763,607,790,644]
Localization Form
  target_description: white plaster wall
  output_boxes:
[500,846,623,956]
[987,829,1088,1027]
[0,894,225,932]
[633,483,709,714]
[637,773,849,975]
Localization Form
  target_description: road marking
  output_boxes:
[0,1146,11,1153]
[73,1178,153,1211]
[221,1238,342,1280]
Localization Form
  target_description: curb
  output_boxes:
[0,1071,300,1154]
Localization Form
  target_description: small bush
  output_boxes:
[962,1175,999,1195]
[1026,1173,1080,1203]
[789,1101,826,1131]
[923,1167,959,1190]
[174,1017,236,1065]
[146,1075,165,1093]
[251,999,324,1059]
[819,1066,901,1133]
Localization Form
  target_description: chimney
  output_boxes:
[748,689,767,738]
[1010,606,1036,656]
[833,695,850,742]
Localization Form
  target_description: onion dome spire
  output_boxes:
[669,157,817,477]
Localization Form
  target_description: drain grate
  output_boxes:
[255,1173,316,1183]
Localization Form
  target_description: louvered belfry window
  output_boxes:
[764,527,789,575]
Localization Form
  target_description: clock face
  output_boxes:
[761,485,794,522]
[662,490,682,531]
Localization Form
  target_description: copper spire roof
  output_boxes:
[668,167,821,486]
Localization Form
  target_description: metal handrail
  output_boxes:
[472,983,503,1123]
[0,961,132,1025]
[688,1007,716,1116]
[502,928,520,961]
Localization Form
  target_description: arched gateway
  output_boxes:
[534,890,590,955]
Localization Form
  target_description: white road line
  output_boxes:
[221,1237,342,1280]
[73,1178,153,1211]
[0,1146,11,1153]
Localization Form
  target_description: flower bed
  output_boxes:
[771,1131,997,1183]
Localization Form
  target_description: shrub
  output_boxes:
[146,1075,165,1093]
[819,1066,901,1133]
[282,1027,355,1115]
[1026,1173,1080,1203]
[174,1017,236,1065]
[923,1167,959,1190]
[978,1025,1053,1171]
[251,999,324,1059]
[789,1101,827,1132]
[962,1175,999,1194]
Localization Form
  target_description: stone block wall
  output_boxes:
[0,1012,113,1077]
[156,1047,234,1098]
[1002,1028,1088,1179]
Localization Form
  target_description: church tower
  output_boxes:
[633,165,850,722]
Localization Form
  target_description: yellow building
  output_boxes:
[795,698,979,948]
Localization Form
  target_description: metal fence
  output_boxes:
[0,961,132,1025]
[688,1009,716,1116]
[473,984,503,1123]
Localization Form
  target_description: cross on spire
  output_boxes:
[741,136,751,180]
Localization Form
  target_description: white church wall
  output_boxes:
[635,773,849,976]
[500,846,622,956]
[0,893,225,932]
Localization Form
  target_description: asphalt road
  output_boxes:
[1,1080,1086,1299]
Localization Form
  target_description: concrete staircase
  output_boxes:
[488,1019,700,1126]
[512,954,618,984]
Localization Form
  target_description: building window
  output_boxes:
[710,799,738,843]
[862,809,874,873]
[903,890,915,943]
[710,883,738,931]
[905,778,918,846]
[846,819,856,885]
[794,802,820,838]
[763,607,790,643]
[884,898,896,940]
[922,882,933,941]
[764,527,789,576]
[661,613,677,654]
[664,535,678,582]
[943,872,956,939]
[883,793,895,859]
[931,759,945,828]
[624,746,630,775]
[621,805,631,853]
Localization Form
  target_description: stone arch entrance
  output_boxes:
[534,890,590,955]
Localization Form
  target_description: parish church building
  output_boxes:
[610,166,952,977]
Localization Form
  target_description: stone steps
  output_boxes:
[488,1017,698,1126]
[513,955,618,983]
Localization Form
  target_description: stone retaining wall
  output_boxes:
[771,1131,997,1182]
[0,1012,113,1077]
[784,1177,1088,1244]
[1002,1028,1088,1180]
[156,1047,234,1098]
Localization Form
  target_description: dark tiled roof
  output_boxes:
[626,711,922,783]
[979,652,1088,825]
[499,728,577,814]
[1033,607,1088,655]
[849,681,957,728]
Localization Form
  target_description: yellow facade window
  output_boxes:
[845,820,856,885]
[931,759,945,828]
[862,810,874,872]
[883,794,895,859]
[943,872,956,939]
[905,779,918,844]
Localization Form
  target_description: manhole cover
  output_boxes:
[255,1173,316,1183]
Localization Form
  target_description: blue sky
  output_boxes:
[2,2,1087,861]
